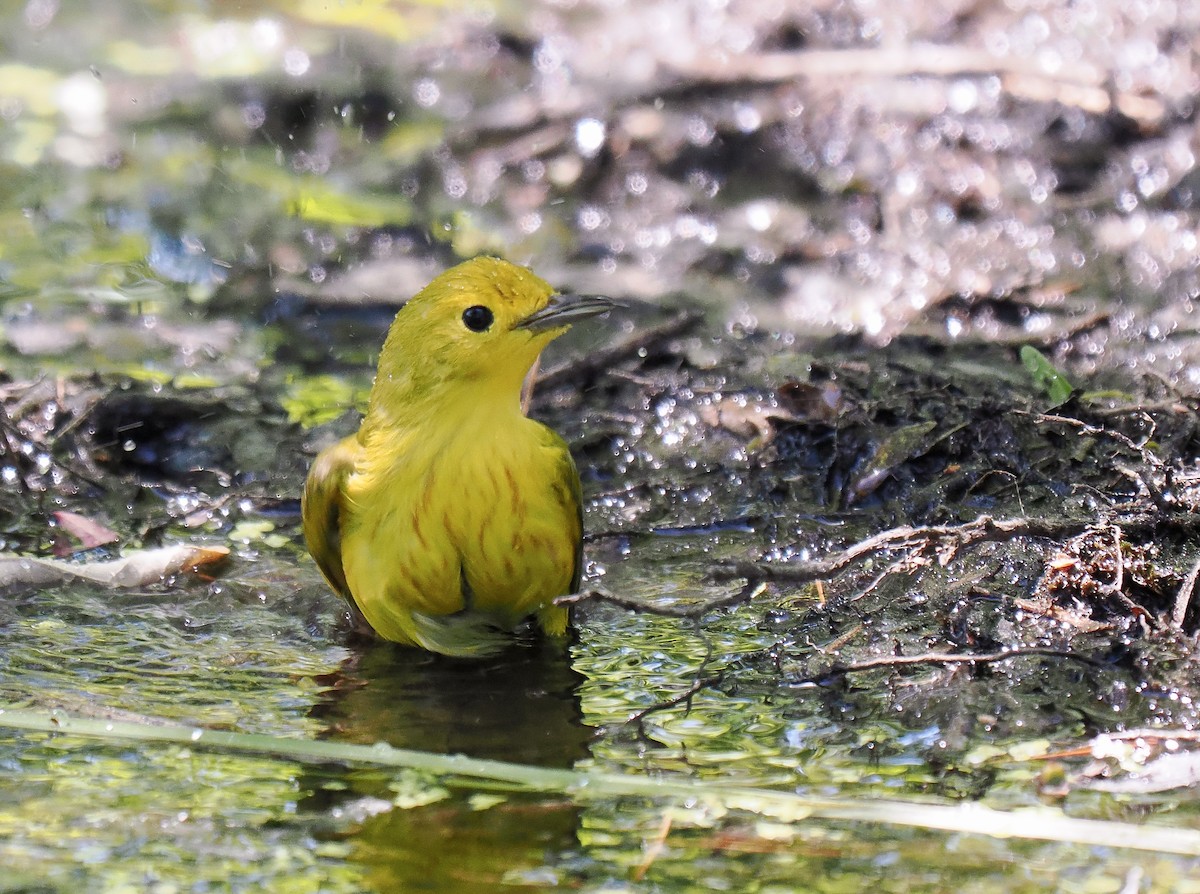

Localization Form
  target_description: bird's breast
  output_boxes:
[341,417,580,633]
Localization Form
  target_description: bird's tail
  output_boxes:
[410,610,515,658]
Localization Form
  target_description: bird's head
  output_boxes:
[369,257,614,417]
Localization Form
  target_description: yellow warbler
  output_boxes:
[301,256,613,656]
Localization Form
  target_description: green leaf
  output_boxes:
[1020,345,1073,404]
[282,373,368,428]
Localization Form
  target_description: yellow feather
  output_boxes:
[300,256,610,656]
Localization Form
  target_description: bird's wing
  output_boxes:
[528,426,584,642]
[540,425,585,593]
[565,450,585,594]
[300,435,361,603]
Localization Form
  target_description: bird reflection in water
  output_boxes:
[301,636,594,891]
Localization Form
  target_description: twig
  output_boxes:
[811,624,864,655]
[624,675,723,729]
[941,310,1112,349]
[667,44,1096,86]
[633,813,674,882]
[709,515,1088,584]
[1018,411,1164,468]
[1028,408,1179,514]
[48,385,111,443]
[844,553,922,603]
[1089,400,1195,418]
[1092,524,1158,628]
[558,581,767,619]
[537,309,702,389]
[1102,728,1200,745]
[1172,554,1200,629]
[793,646,1108,685]
[4,381,111,492]
[1108,524,1124,599]
[0,403,26,495]
[1115,464,1174,515]
[664,45,1163,124]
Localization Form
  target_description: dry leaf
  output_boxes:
[52,510,120,554]
[0,544,230,595]
[776,380,844,422]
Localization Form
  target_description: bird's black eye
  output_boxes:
[462,305,494,332]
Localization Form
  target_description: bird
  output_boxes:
[301,256,614,657]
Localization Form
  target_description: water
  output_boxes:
[4,0,1200,890]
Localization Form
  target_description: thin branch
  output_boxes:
[935,310,1112,349]
[810,624,864,655]
[1088,399,1195,418]
[0,401,28,495]
[633,813,674,882]
[1105,525,1125,600]
[1115,464,1174,514]
[844,553,923,603]
[1091,523,1159,629]
[1172,554,1200,629]
[670,44,1101,86]
[1018,410,1164,466]
[1020,409,1174,513]
[793,646,1109,684]
[624,675,723,729]
[709,515,1089,584]
[1102,728,1200,745]
[664,45,1164,124]
[558,581,767,619]
[1,381,110,492]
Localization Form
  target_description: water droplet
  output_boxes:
[443,170,467,199]
[686,115,714,146]
[242,102,266,129]
[948,79,979,114]
[283,47,310,77]
[745,201,774,232]
[533,40,563,74]
[24,0,57,30]
[574,117,606,157]
[577,205,608,231]
[252,18,282,51]
[733,103,761,133]
[413,78,440,108]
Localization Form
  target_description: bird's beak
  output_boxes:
[515,293,617,332]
